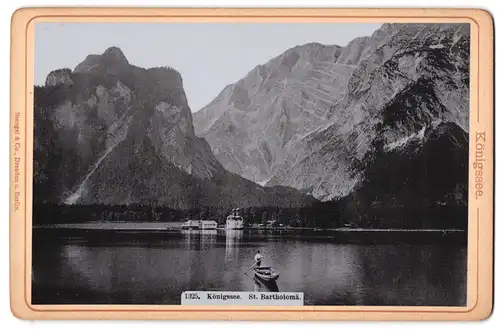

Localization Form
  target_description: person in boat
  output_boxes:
[254,250,263,267]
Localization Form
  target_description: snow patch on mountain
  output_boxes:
[385,126,426,151]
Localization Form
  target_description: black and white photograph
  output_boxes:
[32,22,469,306]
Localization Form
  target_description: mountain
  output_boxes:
[339,121,468,229]
[193,23,470,202]
[33,47,315,209]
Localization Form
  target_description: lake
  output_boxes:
[32,228,467,306]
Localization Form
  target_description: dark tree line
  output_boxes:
[32,198,466,230]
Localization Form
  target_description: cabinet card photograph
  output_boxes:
[10,8,493,321]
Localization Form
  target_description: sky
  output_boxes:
[35,23,381,111]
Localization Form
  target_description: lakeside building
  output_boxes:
[181,219,218,230]
[225,208,244,230]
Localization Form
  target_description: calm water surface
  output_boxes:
[32,229,466,306]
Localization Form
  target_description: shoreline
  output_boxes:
[32,222,465,232]
[32,223,467,245]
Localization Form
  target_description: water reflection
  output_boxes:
[32,232,466,306]
[272,243,365,305]
[181,229,218,250]
[225,230,243,260]
[62,242,201,303]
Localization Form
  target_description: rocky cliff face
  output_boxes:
[193,42,353,185]
[33,47,314,208]
[194,23,470,202]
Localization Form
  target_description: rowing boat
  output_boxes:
[253,266,279,282]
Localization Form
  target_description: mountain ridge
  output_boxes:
[33,46,316,209]
[193,23,470,201]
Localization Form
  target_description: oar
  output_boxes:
[244,261,258,274]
